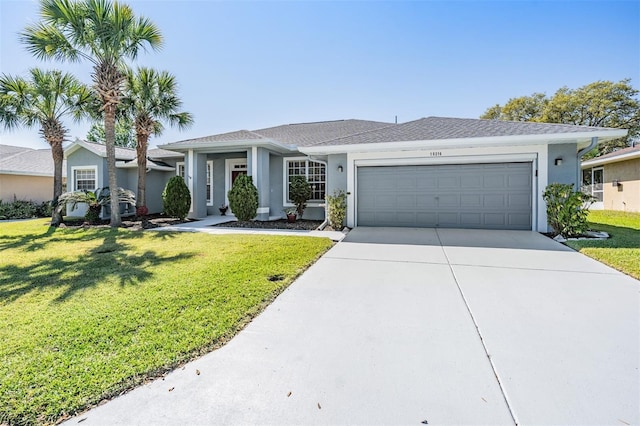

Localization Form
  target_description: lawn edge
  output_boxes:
[54,239,333,425]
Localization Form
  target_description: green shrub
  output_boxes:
[543,183,593,237]
[0,199,51,220]
[227,174,258,221]
[57,188,135,224]
[289,175,312,217]
[326,189,347,229]
[162,176,191,220]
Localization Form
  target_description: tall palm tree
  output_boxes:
[0,68,91,226]
[122,67,193,209]
[20,0,162,227]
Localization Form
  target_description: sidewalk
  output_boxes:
[151,215,347,242]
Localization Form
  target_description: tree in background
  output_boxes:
[86,118,136,148]
[21,0,163,227]
[481,79,640,158]
[121,67,193,209]
[0,68,91,226]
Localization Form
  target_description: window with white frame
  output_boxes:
[582,167,603,202]
[73,167,97,191]
[286,159,326,202]
[206,160,213,206]
[176,162,185,180]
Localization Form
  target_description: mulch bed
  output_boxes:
[213,219,324,231]
[59,214,195,230]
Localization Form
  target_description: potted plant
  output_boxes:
[284,207,297,223]
[219,204,228,216]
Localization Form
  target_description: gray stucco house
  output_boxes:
[65,117,626,231]
[64,140,183,218]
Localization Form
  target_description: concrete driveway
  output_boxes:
[65,228,639,425]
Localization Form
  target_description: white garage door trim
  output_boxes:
[354,156,538,230]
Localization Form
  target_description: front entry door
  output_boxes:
[226,160,248,212]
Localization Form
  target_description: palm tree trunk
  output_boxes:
[105,105,121,227]
[51,140,64,226]
[136,133,148,208]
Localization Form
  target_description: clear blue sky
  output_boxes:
[1,0,638,149]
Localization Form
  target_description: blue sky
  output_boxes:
[1,0,638,149]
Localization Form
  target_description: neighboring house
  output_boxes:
[153,116,625,231]
[0,144,65,203]
[63,139,183,217]
[581,145,640,212]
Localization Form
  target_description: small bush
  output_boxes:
[227,174,258,221]
[0,199,51,220]
[326,189,347,229]
[136,205,149,218]
[162,176,191,219]
[289,175,312,217]
[543,183,593,237]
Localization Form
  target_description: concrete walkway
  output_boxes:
[151,214,347,242]
[64,228,639,425]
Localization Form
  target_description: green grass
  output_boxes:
[565,210,640,280]
[0,219,333,425]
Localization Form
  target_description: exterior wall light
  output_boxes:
[338,165,343,173]
[554,157,563,166]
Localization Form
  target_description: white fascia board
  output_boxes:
[581,150,640,168]
[115,161,175,171]
[158,139,297,154]
[0,170,54,177]
[300,129,628,155]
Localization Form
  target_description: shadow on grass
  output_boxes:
[0,229,195,303]
[575,223,640,249]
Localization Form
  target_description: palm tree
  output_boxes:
[122,67,193,209]
[20,0,162,227]
[0,68,91,226]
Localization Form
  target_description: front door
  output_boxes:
[226,159,248,211]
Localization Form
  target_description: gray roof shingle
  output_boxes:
[0,145,64,177]
[310,117,612,147]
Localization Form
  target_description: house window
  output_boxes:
[582,167,603,202]
[286,159,326,202]
[73,167,97,191]
[206,160,213,206]
[176,162,185,180]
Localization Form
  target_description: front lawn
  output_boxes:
[565,210,640,280]
[0,219,333,425]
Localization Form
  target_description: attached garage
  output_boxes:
[357,162,533,230]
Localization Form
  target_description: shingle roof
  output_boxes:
[310,117,611,147]
[165,129,266,147]
[253,119,393,146]
[70,140,183,160]
[0,145,65,177]
[590,144,640,161]
[163,120,393,148]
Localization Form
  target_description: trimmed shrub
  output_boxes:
[0,199,51,220]
[326,189,347,229]
[162,176,191,219]
[543,183,593,237]
[227,174,258,221]
[289,175,312,217]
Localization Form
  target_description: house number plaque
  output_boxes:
[430,151,442,156]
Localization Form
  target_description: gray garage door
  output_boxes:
[357,163,532,229]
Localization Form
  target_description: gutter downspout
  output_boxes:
[308,156,329,231]
[577,137,598,187]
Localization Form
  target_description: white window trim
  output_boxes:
[585,166,604,201]
[206,160,214,206]
[71,165,99,191]
[176,161,185,178]
[282,157,326,207]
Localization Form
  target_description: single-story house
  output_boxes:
[0,144,65,203]
[581,144,640,212]
[63,139,183,218]
[65,117,626,231]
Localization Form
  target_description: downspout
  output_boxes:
[577,137,598,187]
[308,156,329,231]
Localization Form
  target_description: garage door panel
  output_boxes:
[357,162,532,230]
